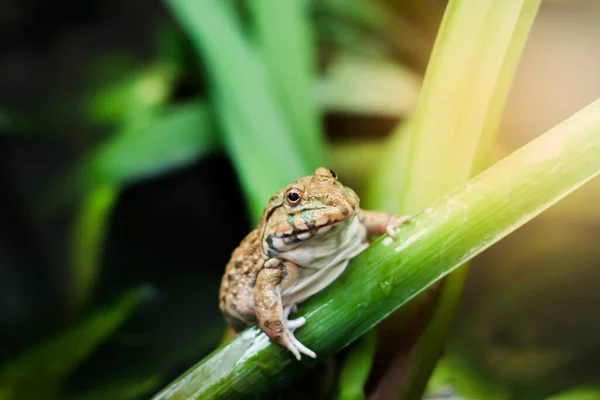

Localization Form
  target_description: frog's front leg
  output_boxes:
[359,210,411,237]
[254,260,316,360]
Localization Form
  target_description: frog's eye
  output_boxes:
[285,188,301,207]
[328,169,337,179]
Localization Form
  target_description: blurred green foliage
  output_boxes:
[82,100,217,188]
[167,0,318,221]
[1,0,600,400]
[0,289,145,400]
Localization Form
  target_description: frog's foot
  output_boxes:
[283,304,298,319]
[386,214,411,237]
[286,317,306,331]
[255,268,316,361]
[281,305,316,360]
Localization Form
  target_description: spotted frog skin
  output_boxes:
[219,167,409,360]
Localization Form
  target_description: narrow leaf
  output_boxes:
[69,185,118,310]
[0,289,145,400]
[249,0,324,167]
[85,101,217,187]
[365,1,541,397]
[337,329,376,400]
[70,101,217,309]
[88,64,176,127]
[67,376,161,400]
[167,0,309,221]
[316,54,420,117]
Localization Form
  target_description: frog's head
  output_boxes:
[261,167,360,254]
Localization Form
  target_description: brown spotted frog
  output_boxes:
[219,167,409,360]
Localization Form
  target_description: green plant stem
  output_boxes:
[337,329,377,400]
[398,266,468,398]
[151,97,600,399]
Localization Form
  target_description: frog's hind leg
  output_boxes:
[254,263,316,361]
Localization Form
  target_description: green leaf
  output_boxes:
[150,96,600,399]
[370,0,541,213]
[546,386,600,400]
[364,1,540,397]
[68,101,217,310]
[0,289,145,400]
[426,354,511,400]
[249,0,324,168]
[166,0,310,222]
[364,120,414,213]
[85,101,218,187]
[316,53,420,117]
[69,185,118,311]
[88,64,177,127]
[336,330,376,400]
[316,0,432,70]
[67,376,162,400]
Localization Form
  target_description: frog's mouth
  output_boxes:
[271,212,356,252]
[280,219,337,242]
[263,205,358,254]
[265,221,338,253]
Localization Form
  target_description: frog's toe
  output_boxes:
[283,304,298,319]
[286,316,306,332]
[386,224,397,237]
[280,324,316,360]
[291,335,316,359]
[386,214,411,237]
[282,337,302,361]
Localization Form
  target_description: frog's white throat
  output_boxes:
[278,213,369,307]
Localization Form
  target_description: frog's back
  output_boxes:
[219,228,264,331]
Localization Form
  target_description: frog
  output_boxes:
[219,167,410,360]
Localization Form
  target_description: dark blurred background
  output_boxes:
[1,1,249,397]
[1,0,600,399]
